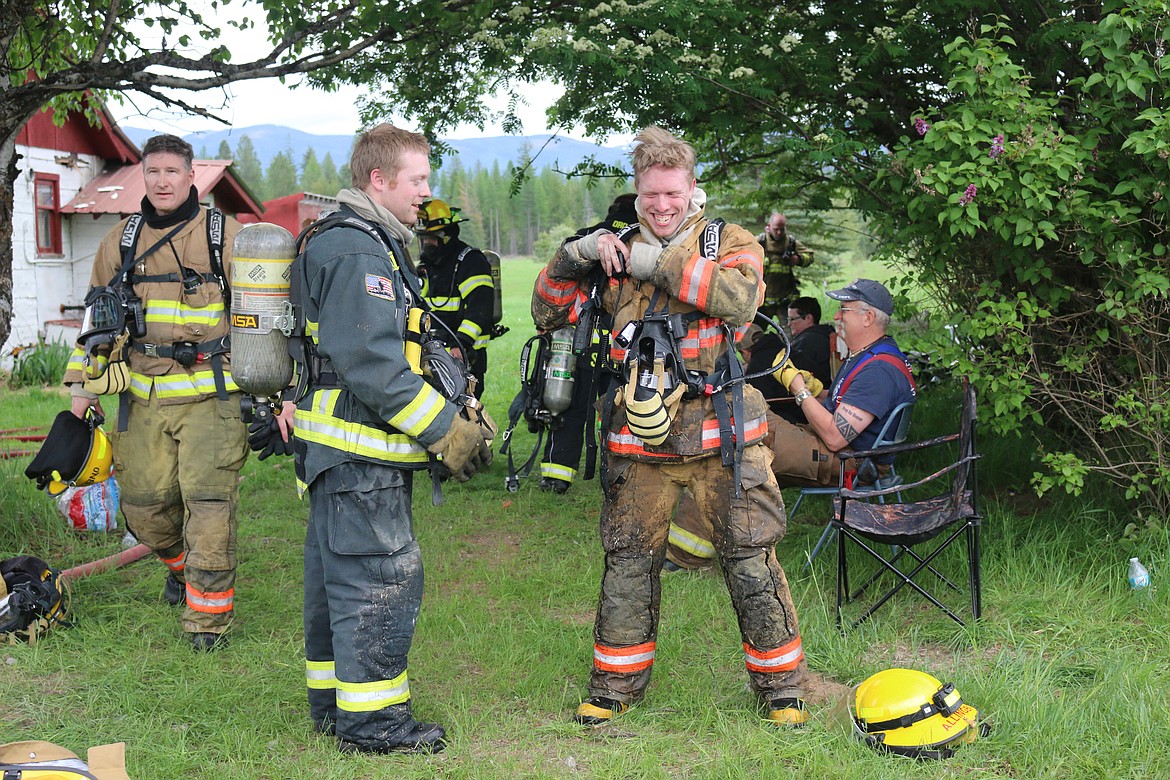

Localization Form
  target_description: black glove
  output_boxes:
[248,415,293,461]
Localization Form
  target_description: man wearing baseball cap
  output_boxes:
[666,279,917,568]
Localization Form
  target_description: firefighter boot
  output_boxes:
[574,697,629,725]
[766,697,808,727]
[190,631,230,652]
[338,722,447,755]
[163,573,185,606]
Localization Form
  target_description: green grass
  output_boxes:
[2,259,1169,778]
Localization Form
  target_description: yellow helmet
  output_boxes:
[415,198,466,233]
[24,410,114,496]
[850,668,986,759]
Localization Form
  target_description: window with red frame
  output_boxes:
[34,173,62,255]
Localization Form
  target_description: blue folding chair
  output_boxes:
[799,399,915,570]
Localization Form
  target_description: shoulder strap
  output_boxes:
[701,217,725,260]
[206,207,227,296]
[834,343,916,401]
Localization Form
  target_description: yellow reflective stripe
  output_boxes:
[386,384,446,437]
[295,390,428,464]
[68,350,108,376]
[306,319,319,340]
[336,670,410,712]
[144,300,225,327]
[426,296,460,312]
[457,320,483,343]
[540,462,576,481]
[669,522,717,559]
[306,659,336,691]
[458,274,492,297]
[126,370,239,400]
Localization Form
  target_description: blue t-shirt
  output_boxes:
[822,338,916,460]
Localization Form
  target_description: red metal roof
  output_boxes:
[17,101,139,165]
[64,159,264,219]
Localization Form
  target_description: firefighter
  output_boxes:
[414,198,494,399]
[756,212,814,322]
[294,124,491,755]
[63,134,252,652]
[531,127,808,727]
[537,193,637,494]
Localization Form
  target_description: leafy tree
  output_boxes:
[264,150,299,200]
[233,135,264,193]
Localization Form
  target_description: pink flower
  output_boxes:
[914,117,931,136]
[989,134,1005,158]
[959,184,977,205]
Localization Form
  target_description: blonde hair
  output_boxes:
[630,126,696,185]
[350,124,430,188]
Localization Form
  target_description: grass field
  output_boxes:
[2,257,1168,779]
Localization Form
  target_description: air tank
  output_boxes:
[543,326,576,415]
[229,223,296,398]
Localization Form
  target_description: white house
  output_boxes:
[6,103,263,365]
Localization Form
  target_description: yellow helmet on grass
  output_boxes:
[24,411,113,496]
[850,668,987,759]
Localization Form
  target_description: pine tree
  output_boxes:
[216,140,232,160]
[265,150,300,199]
[233,136,264,196]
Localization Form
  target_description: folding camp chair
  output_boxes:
[831,378,981,630]
[798,399,915,569]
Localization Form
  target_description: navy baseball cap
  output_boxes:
[826,279,894,315]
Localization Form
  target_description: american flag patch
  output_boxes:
[365,274,396,301]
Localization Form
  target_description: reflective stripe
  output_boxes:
[160,551,186,573]
[386,384,447,437]
[295,390,428,465]
[127,369,240,401]
[669,522,716,559]
[458,319,487,349]
[593,641,655,673]
[720,250,763,278]
[144,299,225,327]
[677,319,728,357]
[607,414,768,457]
[744,635,803,673]
[336,670,410,712]
[540,462,576,481]
[187,584,233,614]
[677,253,714,309]
[536,270,579,307]
[306,659,336,691]
[458,273,492,298]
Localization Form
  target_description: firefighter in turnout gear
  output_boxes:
[294,125,491,755]
[756,212,814,322]
[64,134,251,653]
[414,198,494,399]
[531,127,807,727]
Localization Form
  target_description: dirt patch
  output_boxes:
[458,530,522,568]
[803,669,851,706]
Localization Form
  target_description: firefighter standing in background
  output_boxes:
[537,193,637,494]
[532,127,808,727]
[414,199,494,399]
[63,134,254,652]
[294,124,492,755]
[756,212,814,322]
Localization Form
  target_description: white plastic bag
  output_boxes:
[55,473,120,532]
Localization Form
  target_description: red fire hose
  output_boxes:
[60,543,152,582]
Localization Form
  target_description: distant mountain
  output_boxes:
[119,125,629,175]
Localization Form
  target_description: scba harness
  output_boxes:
[0,556,70,644]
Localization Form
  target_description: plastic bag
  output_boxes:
[55,473,120,532]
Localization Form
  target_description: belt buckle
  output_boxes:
[143,343,161,358]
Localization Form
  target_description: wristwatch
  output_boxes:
[794,388,814,407]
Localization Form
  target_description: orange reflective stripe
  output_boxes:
[744,635,803,673]
[606,414,768,458]
[593,641,656,673]
[160,552,186,573]
[678,253,714,309]
[535,270,579,307]
[186,584,234,614]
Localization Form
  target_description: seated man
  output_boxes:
[745,296,835,425]
[668,279,916,570]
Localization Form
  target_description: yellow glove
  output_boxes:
[798,371,824,398]
[428,415,493,482]
[770,351,800,390]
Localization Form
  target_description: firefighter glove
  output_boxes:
[627,243,662,281]
[428,415,493,482]
[248,415,293,461]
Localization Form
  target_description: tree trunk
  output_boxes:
[0,125,19,351]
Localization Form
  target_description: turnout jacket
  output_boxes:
[418,239,494,351]
[65,206,242,404]
[532,209,770,461]
[293,207,457,491]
